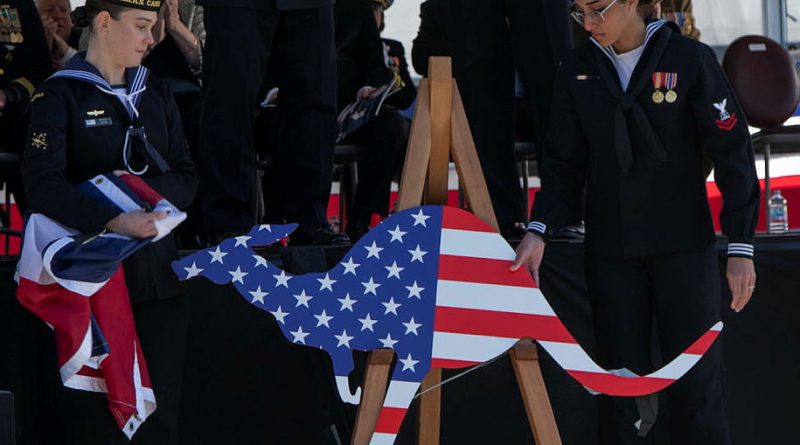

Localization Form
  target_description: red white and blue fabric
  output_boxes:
[172,206,722,445]
[16,173,185,438]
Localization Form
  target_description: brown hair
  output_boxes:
[636,0,664,19]
[71,0,128,31]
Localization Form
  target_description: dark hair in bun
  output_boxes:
[70,0,127,31]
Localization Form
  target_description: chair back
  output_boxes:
[723,35,800,129]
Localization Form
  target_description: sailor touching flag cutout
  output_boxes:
[173,206,722,445]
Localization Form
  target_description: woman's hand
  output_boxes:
[357,86,376,99]
[41,16,57,52]
[510,232,546,285]
[106,210,167,239]
[150,6,167,49]
[163,0,183,34]
[727,257,756,313]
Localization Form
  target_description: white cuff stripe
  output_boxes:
[728,243,754,256]
[527,221,547,234]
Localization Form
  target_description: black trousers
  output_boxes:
[346,109,408,232]
[585,245,731,445]
[448,0,521,229]
[199,6,337,239]
[505,0,572,154]
[58,298,188,445]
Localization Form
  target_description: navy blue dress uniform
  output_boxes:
[0,0,51,145]
[196,0,345,245]
[528,21,758,444]
[22,48,198,443]
[0,0,52,213]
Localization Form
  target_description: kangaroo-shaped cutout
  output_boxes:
[173,206,722,445]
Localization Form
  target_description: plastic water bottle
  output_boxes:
[768,189,788,233]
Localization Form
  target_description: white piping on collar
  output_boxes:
[50,67,149,120]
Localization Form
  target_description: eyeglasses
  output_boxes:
[571,0,620,26]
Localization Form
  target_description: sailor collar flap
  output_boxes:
[47,55,170,176]
[50,53,150,122]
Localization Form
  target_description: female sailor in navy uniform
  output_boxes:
[21,0,197,443]
[512,0,758,443]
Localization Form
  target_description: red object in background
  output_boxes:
[706,176,800,233]
[0,203,22,255]
[5,175,799,256]
[327,175,800,236]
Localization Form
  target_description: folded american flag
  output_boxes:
[15,173,186,438]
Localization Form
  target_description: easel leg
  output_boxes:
[426,58,453,206]
[396,79,433,212]
[510,340,562,445]
[352,350,396,445]
[416,368,442,445]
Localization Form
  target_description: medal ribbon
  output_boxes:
[652,72,665,90]
[665,72,678,91]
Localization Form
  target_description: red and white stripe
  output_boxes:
[370,380,420,445]
[430,207,723,397]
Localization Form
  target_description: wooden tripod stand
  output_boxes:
[350,57,562,445]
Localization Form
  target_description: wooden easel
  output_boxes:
[350,57,561,445]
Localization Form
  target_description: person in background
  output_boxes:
[372,0,416,112]
[514,0,758,443]
[143,0,204,248]
[145,0,202,76]
[22,0,198,442]
[196,0,346,246]
[0,3,55,442]
[641,0,700,40]
[0,0,52,212]
[413,0,573,239]
[36,0,80,67]
[336,0,412,241]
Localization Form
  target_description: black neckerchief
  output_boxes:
[591,24,672,175]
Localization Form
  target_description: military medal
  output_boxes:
[0,7,9,44]
[664,72,678,103]
[651,72,665,104]
[8,8,21,44]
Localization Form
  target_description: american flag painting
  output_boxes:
[173,206,722,445]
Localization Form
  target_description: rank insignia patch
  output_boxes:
[31,132,47,150]
[713,98,738,131]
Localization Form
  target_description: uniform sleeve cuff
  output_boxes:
[728,243,754,258]
[60,47,78,66]
[527,221,547,235]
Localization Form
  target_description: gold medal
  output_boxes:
[651,72,665,104]
[664,73,678,103]
[652,90,665,104]
[8,8,20,29]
